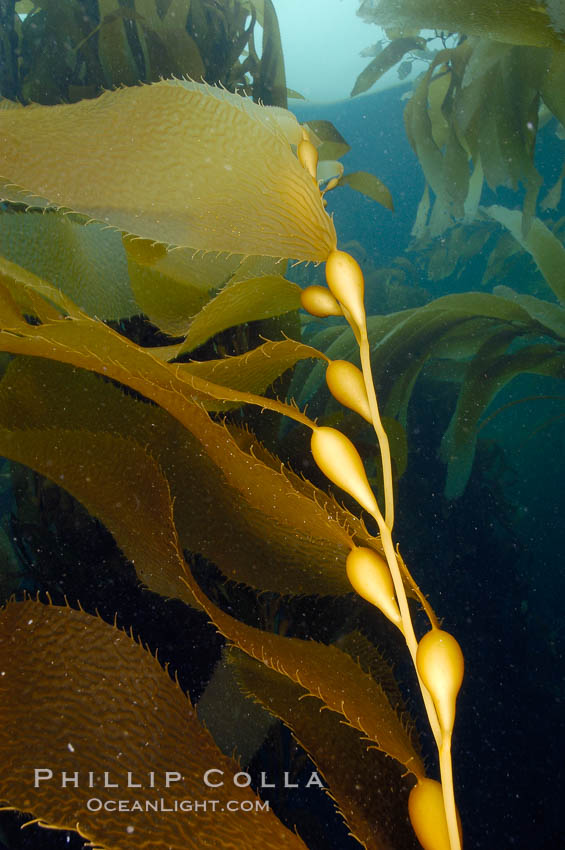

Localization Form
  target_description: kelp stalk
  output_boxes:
[299,137,463,850]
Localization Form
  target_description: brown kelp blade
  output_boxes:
[0,80,336,261]
[179,552,424,777]
[0,599,308,850]
[230,647,420,850]
[0,260,357,598]
[0,358,197,608]
[0,356,353,598]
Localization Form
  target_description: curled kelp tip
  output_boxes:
[0,81,336,262]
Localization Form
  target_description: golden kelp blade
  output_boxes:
[0,599,308,850]
[0,80,336,262]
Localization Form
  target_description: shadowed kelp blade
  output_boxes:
[0,599,308,849]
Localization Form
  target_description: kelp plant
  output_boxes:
[3,0,288,107]
[355,0,565,235]
[0,82,463,849]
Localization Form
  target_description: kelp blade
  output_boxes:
[0,210,137,320]
[230,648,420,850]
[0,599,307,850]
[0,81,336,261]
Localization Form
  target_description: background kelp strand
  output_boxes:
[359,0,565,48]
[0,210,137,320]
[485,205,565,303]
[0,599,308,850]
[0,81,336,261]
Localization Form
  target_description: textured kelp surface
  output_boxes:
[0,599,309,850]
[0,81,336,260]
[357,0,565,49]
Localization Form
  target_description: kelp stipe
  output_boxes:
[299,135,463,848]
[0,84,464,850]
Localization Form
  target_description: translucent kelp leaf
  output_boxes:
[411,184,431,239]
[317,160,345,185]
[0,258,312,426]
[493,285,565,338]
[441,335,565,498]
[179,276,302,354]
[339,171,395,211]
[304,120,351,160]
[404,40,554,235]
[351,36,426,97]
[360,0,565,48]
[0,210,137,319]
[485,205,565,303]
[0,599,307,850]
[180,339,326,412]
[123,237,244,335]
[229,648,421,850]
[451,44,547,228]
[125,256,211,337]
[0,81,336,261]
[463,157,484,221]
[426,68,451,149]
[404,58,452,220]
